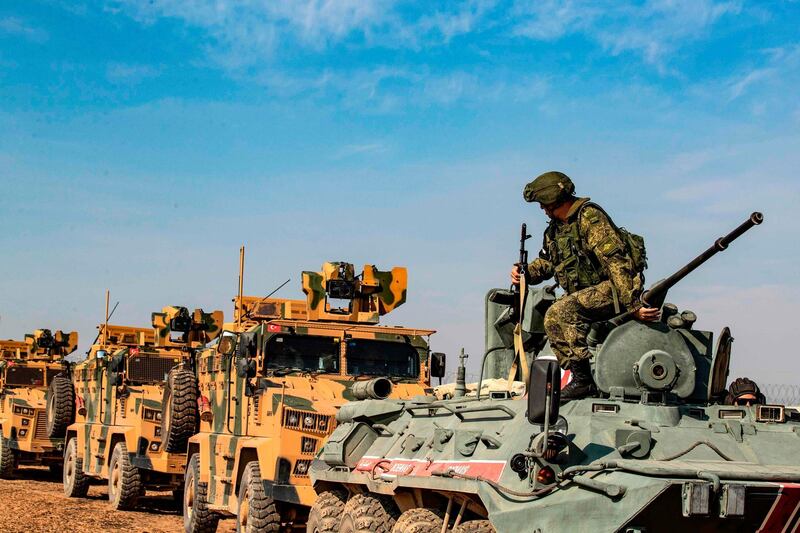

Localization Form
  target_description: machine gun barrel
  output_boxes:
[642,212,763,308]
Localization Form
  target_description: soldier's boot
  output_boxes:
[560,359,596,403]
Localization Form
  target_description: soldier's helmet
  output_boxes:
[724,377,766,406]
[523,171,575,205]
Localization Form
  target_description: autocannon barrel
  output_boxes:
[642,212,763,308]
[352,377,393,400]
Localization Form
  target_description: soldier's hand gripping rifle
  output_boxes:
[611,212,763,326]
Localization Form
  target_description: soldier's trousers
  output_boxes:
[543,280,618,368]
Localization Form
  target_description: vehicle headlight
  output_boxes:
[303,415,315,428]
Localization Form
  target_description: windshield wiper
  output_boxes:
[269,366,305,376]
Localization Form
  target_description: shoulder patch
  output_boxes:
[581,206,602,224]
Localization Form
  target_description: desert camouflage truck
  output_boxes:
[0,329,77,478]
[183,262,444,532]
[60,307,222,510]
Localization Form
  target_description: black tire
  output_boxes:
[236,462,280,533]
[46,373,75,438]
[108,442,142,510]
[63,437,89,497]
[184,454,219,533]
[161,368,199,453]
[392,508,444,533]
[340,493,400,533]
[454,520,496,533]
[0,434,16,479]
[307,489,347,533]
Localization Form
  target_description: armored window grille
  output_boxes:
[127,356,180,383]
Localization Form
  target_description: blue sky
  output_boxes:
[1,1,799,384]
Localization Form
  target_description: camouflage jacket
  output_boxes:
[526,198,643,309]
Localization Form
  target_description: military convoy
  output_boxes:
[183,261,442,532]
[4,215,800,532]
[0,329,77,478]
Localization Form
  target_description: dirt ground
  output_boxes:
[0,466,237,533]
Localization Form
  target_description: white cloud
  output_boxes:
[0,17,48,43]
[252,65,548,111]
[726,44,800,101]
[511,0,741,69]
[511,0,600,40]
[110,1,746,82]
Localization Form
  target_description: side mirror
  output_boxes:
[96,350,107,360]
[430,352,446,379]
[527,359,560,425]
[218,335,237,356]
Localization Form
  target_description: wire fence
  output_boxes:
[761,384,800,406]
[438,374,800,406]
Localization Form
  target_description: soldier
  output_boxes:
[510,171,660,401]
[724,377,765,406]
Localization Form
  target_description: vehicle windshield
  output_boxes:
[3,365,45,387]
[346,339,419,379]
[264,334,340,374]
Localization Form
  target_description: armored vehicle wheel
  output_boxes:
[0,434,16,479]
[391,508,444,533]
[236,462,280,533]
[307,489,347,533]
[340,493,400,533]
[109,442,142,510]
[46,373,75,438]
[454,520,495,533]
[63,437,89,497]
[184,454,219,533]
[161,368,199,453]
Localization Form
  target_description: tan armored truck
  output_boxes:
[0,329,77,477]
[183,261,445,532]
[60,308,222,510]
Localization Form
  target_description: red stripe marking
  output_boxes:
[355,458,506,483]
[758,483,800,532]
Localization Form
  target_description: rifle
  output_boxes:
[507,223,532,388]
[511,223,531,317]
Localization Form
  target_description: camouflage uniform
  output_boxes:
[527,198,643,368]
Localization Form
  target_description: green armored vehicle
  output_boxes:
[309,212,800,532]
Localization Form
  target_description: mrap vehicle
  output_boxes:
[0,329,77,478]
[61,307,222,510]
[183,261,445,532]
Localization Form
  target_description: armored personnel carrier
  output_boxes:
[309,213,800,532]
[60,307,222,510]
[0,329,77,477]
[183,261,444,532]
